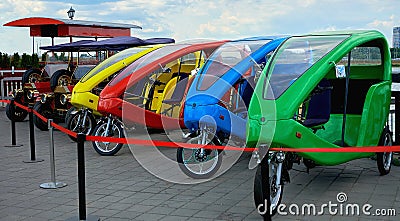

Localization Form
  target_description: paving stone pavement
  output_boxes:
[0,107,399,221]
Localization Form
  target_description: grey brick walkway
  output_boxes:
[0,108,399,220]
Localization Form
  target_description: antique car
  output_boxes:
[180,36,289,179]
[31,40,105,130]
[4,41,94,122]
[94,40,227,156]
[67,38,174,140]
[246,30,393,216]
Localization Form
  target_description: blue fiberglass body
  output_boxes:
[184,36,288,140]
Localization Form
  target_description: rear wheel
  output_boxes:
[22,69,42,84]
[377,127,393,175]
[33,101,53,131]
[50,70,72,90]
[65,107,76,123]
[92,120,124,156]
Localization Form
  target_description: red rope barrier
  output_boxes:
[269,146,400,153]
[86,134,400,153]
[13,101,31,112]
[0,99,11,104]
[86,135,255,152]
[51,121,78,138]
[3,99,400,154]
[32,109,47,124]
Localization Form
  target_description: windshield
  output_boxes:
[109,44,188,86]
[264,35,349,99]
[80,47,149,83]
[197,40,271,90]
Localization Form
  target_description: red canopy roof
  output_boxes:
[4,17,142,38]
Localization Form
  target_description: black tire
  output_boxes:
[50,69,72,90]
[303,158,316,169]
[377,127,393,176]
[177,136,222,179]
[5,100,28,122]
[33,101,53,131]
[92,121,124,156]
[65,107,76,123]
[254,162,283,217]
[22,68,42,84]
[66,110,96,142]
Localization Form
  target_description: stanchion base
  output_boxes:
[65,215,100,221]
[23,159,44,163]
[4,144,23,147]
[40,182,67,189]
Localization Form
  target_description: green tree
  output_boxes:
[59,52,66,61]
[11,52,20,68]
[21,53,32,68]
[1,53,10,68]
[41,53,47,62]
[32,53,39,68]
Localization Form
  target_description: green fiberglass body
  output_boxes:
[247,30,392,166]
[247,30,393,217]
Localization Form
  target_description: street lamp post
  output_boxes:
[67,7,75,43]
[67,7,75,20]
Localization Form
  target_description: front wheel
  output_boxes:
[33,101,53,131]
[377,127,393,176]
[92,120,124,156]
[67,110,96,142]
[177,135,222,179]
[254,157,284,217]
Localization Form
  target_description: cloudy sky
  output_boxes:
[0,0,399,55]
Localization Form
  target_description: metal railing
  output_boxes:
[1,67,25,107]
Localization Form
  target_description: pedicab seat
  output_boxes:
[231,75,256,119]
[303,79,332,129]
[162,75,190,116]
[124,77,150,107]
[239,75,256,109]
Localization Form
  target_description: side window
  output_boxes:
[180,53,196,65]
[338,47,382,65]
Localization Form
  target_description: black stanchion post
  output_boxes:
[11,115,16,145]
[78,133,86,220]
[24,105,43,163]
[5,99,23,147]
[260,149,271,221]
[66,133,99,221]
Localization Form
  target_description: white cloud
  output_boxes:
[1,0,400,54]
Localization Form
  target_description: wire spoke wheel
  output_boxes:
[92,120,124,156]
[28,73,41,83]
[177,133,222,179]
[254,156,284,217]
[67,111,96,142]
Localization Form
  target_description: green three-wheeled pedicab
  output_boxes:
[246,30,393,217]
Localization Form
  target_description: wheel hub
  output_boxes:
[194,149,209,162]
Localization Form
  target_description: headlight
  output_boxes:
[40,94,47,103]
[27,90,34,99]
[60,94,71,105]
